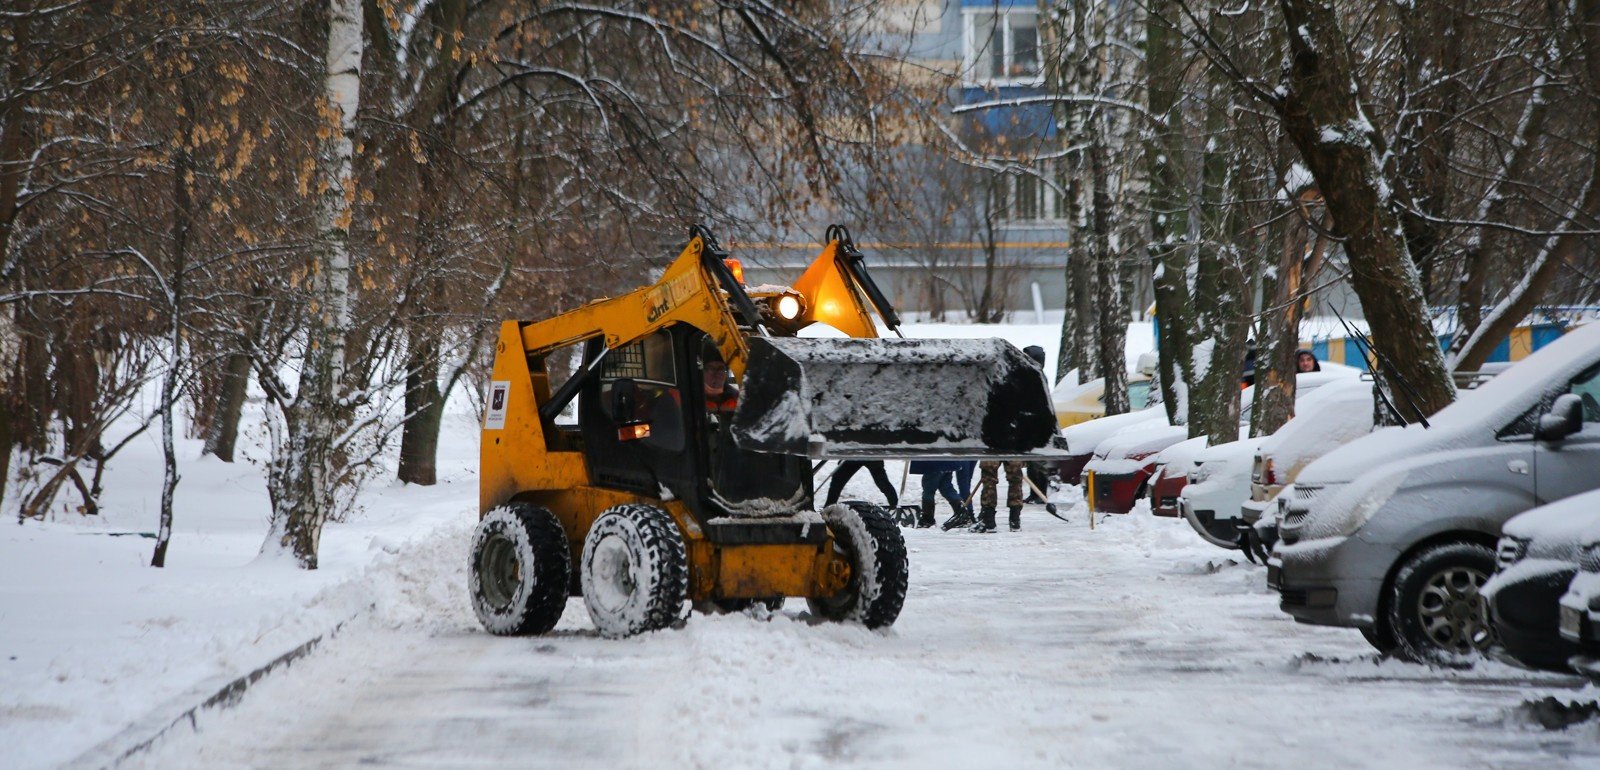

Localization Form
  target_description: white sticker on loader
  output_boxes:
[485,381,510,430]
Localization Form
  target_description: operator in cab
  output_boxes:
[703,349,740,414]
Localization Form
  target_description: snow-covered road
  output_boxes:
[128,505,1599,769]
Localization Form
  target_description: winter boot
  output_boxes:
[916,501,936,529]
[970,507,997,533]
[941,505,975,531]
[1008,505,1022,532]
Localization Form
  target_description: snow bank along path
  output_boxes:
[130,496,1598,770]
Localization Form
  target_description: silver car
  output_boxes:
[1268,323,1600,663]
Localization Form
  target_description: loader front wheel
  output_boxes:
[470,504,571,636]
[581,504,688,638]
[807,503,909,629]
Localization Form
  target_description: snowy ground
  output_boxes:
[124,495,1600,770]
[5,318,1599,769]
[0,396,484,770]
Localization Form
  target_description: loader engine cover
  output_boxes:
[731,337,1056,457]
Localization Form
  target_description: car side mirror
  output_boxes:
[1535,393,1584,442]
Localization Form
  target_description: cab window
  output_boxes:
[598,329,684,451]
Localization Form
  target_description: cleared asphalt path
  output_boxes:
[132,507,1600,769]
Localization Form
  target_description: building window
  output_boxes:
[1015,172,1041,221]
[995,162,1063,224]
[965,8,1043,84]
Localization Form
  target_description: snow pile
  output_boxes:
[0,383,485,770]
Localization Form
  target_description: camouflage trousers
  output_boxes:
[979,460,1025,511]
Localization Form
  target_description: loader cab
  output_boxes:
[579,324,811,520]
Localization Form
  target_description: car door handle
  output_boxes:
[1508,459,1529,475]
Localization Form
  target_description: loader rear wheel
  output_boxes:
[581,504,688,638]
[470,504,571,636]
[807,503,908,629]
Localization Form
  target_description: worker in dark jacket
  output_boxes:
[911,459,972,530]
[823,460,898,509]
[975,344,1049,532]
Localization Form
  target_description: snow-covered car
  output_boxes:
[1249,378,1379,511]
[1177,372,1366,549]
[1180,437,1269,548]
[1246,368,1510,557]
[1242,377,1380,553]
[1057,407,1164,485]
[1083,421,1186,513]
[1561,521,1600,681]
[1271,322,1600,662]
[1149,437,1207,517]
[1053,351,1158,428]
[1053,371,1155,429]
[1483,490,1600,670]
[1085,368,1358,515]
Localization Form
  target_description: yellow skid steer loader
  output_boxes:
[471,225,1058,637]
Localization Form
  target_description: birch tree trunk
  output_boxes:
[152,63,195,569]
[262,0,364,568]
[1089,129,1130,415]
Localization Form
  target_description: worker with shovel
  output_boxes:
[973,345,1051,533]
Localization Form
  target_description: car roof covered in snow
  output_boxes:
[1062,408,1164,453]
[1155,435,1209,468]
[1257,378,1377,481]
[1300,322,1600,485]
[1095,421,1187,460]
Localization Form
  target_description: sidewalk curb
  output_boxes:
[60,614,359,770]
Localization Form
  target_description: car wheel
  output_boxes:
[1360,614,1398,655]
[1385,542,1497,664]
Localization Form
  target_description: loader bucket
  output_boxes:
[731,337,1057,458]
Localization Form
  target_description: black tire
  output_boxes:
[807,502,909,629]
[580,504,688,638]
[1360,614,1398,655]
[886,504,919,528]
[1386,542,1497,664]
[469,503,571,636]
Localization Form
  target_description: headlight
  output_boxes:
[775,294,802,320]
[1496,536,1530,571]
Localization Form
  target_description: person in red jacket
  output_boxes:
[703,356,739,414]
